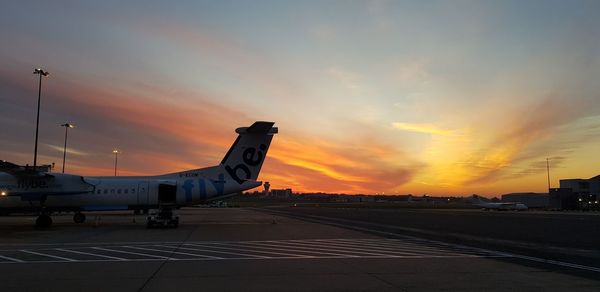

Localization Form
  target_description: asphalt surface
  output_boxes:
[260,206,600,274]
[0,208,598,291]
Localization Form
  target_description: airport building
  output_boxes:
[501,193,549,208]
[549,175,600,210]
[271,188,293,199]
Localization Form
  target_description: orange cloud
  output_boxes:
[261,132,419,194]
[392,122,457,136]
[1,69,420,194]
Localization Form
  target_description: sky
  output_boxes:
[1,0,599,196]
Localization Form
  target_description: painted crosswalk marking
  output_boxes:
[0,238,506,264]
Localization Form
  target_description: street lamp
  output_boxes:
[546,157,551,190]
[60,123,74,173]
[112,149,120,176]
[32,68,49,171]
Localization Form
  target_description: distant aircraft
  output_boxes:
[0,121,277,228]
[471,195,528,211]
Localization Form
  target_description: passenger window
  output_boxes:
[97,189,101,194]
[117,189,121,194]
[132,188,136,193]
[124,189,128,194]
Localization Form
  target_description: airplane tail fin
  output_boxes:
[220,121,277,184]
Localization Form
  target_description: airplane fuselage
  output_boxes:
[0,166,261,213]
[0,121,276,221]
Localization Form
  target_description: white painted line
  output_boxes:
[279,214,600,273]
[323,238,460,253]
[506,254,600,273]
[0,252,507,265]
[20,250,76,262]
[91,247,170,259]
[159,245,271,259]
[56,248,127,261]
[0,241,190,249]
[0,254,24,263]
[311,239,463,256]
[311,240,437,256]
[248,241,374,257]
[280,239,423,256]
[124,246,223,259]
[220,241,346,257]
[188,243,315,258]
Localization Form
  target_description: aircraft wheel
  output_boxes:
[73,212,86,224]
[35,215,52,229]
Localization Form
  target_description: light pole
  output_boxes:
[112,149,120,176]
[60,123,74,173]
[546,157,551,190]
[32,68,49,171]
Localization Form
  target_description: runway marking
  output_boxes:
[253,240,383,257]
[317,239,469,256]
[241,241,362,257]
[91,247,170,259]
[56,248,127,261]
[0,254,24,263]
[20,250,76,262]
[182,243,297,257]
[263,210,600,273]
[217,241,349,257]
[192,242,317,258]
[287,239,424,256]
[124,245,223,259]
[0,238,539,265]
[162,245,271,258]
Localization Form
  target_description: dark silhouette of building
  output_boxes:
[550,175,600,210]
[501,193,549,208]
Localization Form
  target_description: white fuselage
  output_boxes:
[476,201,528,211]
[0,166,261,213]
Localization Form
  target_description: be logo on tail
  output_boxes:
[225,144,267,184]
[220,121,277,185]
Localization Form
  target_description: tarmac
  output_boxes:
[0,207,599,291]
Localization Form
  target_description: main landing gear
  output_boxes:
[73,212,86,224]
[146,208,179,228]
[35,214,52,229]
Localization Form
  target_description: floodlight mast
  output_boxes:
[32,68,49,171]
[60,123,74,173]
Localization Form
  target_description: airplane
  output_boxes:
[0,121,277,228]
[471,195,528,211]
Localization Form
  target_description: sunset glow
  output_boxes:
[1,1,599,196]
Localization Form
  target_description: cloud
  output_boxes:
[262,131,421,194]
[44,144,89,156]
[506,156,567,179]
[0,67,420,193]
[391,122,456,136]
[135,21,307,103]
[460,97,585,184]
[395,61,430,84]
[326,66,362,90]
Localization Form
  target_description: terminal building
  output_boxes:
[550,175,600,210]
[501,193,549,208]
[270,188,293,199]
